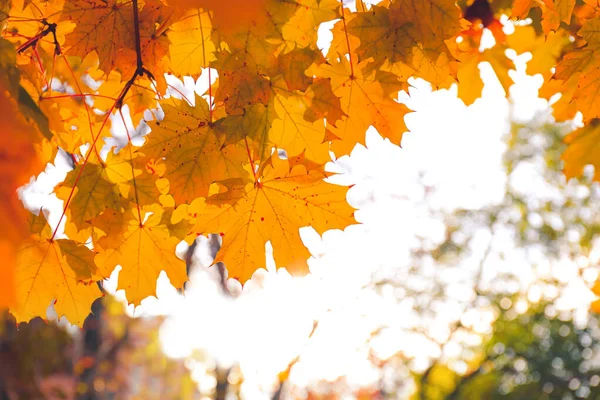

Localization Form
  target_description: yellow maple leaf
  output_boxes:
[6,0,66,55]
[167,0,267,35]
[281,0,339,50]
[145,97,248,204]
[213,102,273,162]
[269,76,338,163]
[277,47,325,92]
[541,0,576,33]
[555,50,596,80]
[507,26,569,76]
[326,11,360,60]
[346,3,417,69]
[57,151,130,230]
[191,154,356,283]
[457,57,483,106]
[510,0,575,33]
[94,205,187,305]
[12,216,101,325]
[590,280,600,313]
[167,7,215,77]
[408,46,453,89]
[212,49,272,116]
[137,0,177,93]
[452,34,515,105]
[123,154,162,207]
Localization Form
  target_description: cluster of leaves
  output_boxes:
[2,0,600,326]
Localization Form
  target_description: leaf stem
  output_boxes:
[132,0,143,71]
[115,0,153,109]
[60,53,102,159]
[340,0,354,77]
[198,10,213,121]
[118,108,143,225]
[51,109,114,240]
[16,20,58,54]
[244,137,258,183]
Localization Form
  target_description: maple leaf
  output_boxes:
[280,0,339,50]
[539,72,580,121]
[91,70,158,117]
[542,17,600,122]
[168,0,267,34]
[456,56,483,106]
[137,0,178,93]
[515,0,575,33]
[316,57,409,156]
[191,154,356,283]
[555,50,596,80]
[0,36,51,309]
[512,0,535,19]
[452,34,516,105]
[506,26,569,76]
[123,155,163,207]
[326,11,360,60]
[269,76,344,163]
[94,205,186,305]
[145,97,248,204]
[57,151,129,229]
[61,0,135,74]
[391,0,461,65]
[12,215,101,325]
[277,47,325,92]
[0,84,45,308]
[212,49,272,115]
[167,7,215,77]
[346,3,418,69]
[561,119,600,181]
[213,102,274,162]
[576,67,600,121]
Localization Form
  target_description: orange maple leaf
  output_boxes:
[167,0,267,34]
[316,57,410,156]
[191,154,356,283]
[61,0,136,74]
[0,83,45,308]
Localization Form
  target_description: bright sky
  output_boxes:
[17,11,600,399]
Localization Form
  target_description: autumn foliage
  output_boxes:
[0,0,598,325]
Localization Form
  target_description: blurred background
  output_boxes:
[4,15,600,400]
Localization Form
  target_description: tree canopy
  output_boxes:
[1,0,600,326]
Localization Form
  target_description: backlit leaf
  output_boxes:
[13,218,101,325]
[145,97,247,204]
[94,205,186,305]
[192,155,356,283]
